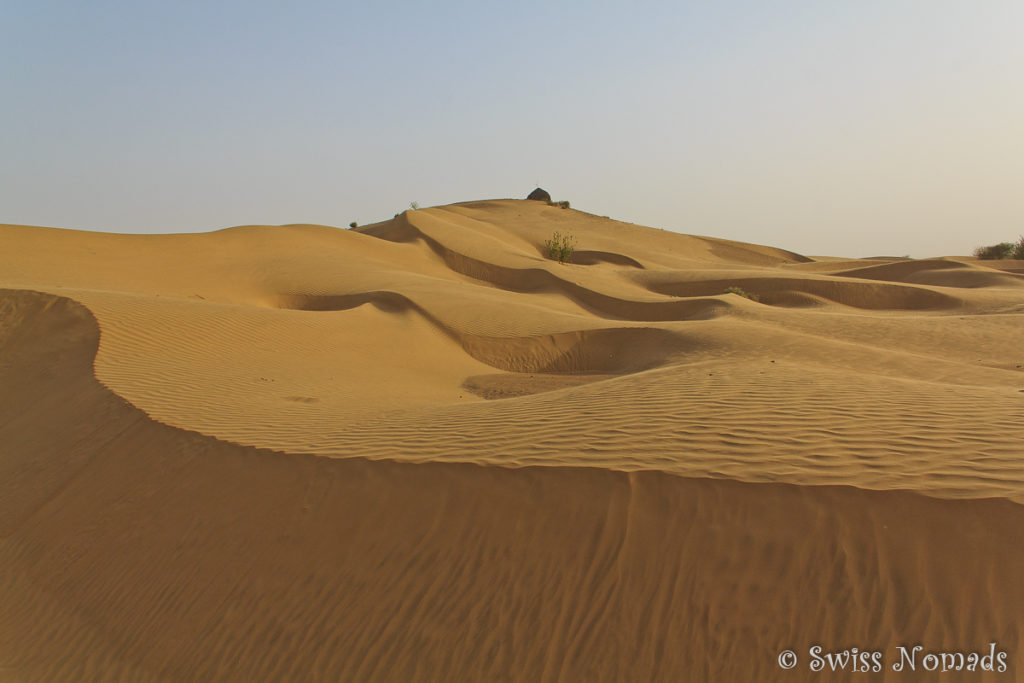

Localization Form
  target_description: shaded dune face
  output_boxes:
[273,291,692,374]
[2,290,1023,682]
[277,284,731,323]
[639,275,962,310]
[360,209,961,313]
[834,258,1024,288]
[359,215,736,322]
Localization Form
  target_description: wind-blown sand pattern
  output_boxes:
[2,199,1023,680]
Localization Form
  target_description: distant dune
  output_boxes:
[2,199,1023,680]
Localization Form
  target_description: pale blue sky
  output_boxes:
[3,1,1022,256]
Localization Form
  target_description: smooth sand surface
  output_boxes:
[2,199,1023,680]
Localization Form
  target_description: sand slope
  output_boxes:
[2,199,1024,680]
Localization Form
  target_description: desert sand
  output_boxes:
[2,198,1023,681]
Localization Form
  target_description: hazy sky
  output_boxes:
[3,1,1022,256]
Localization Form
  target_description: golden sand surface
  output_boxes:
[2,199,1023,680]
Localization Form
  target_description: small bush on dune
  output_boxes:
[546,199,571,209]
[724,286,759,302]
[1014,236,1024,259]
[974,242,1015,260]
[544,231,575,264]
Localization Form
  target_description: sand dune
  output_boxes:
[2,199,1023,680]
[834,258,1024,289]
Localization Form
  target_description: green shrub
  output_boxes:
[724,286,759,302]
[349,221,358,229]
[974,242,1015,259]
[1014,236,1024,259]
[544,231,575,264]
[546,200,571,209]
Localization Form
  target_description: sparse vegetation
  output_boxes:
[544,231,576,264]
[349,221,358,229]
[1014,236,1024,259]
[974,241,1016,260]
[409,201,419,210]
[724,286,759,302]
[546,199,570,209]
